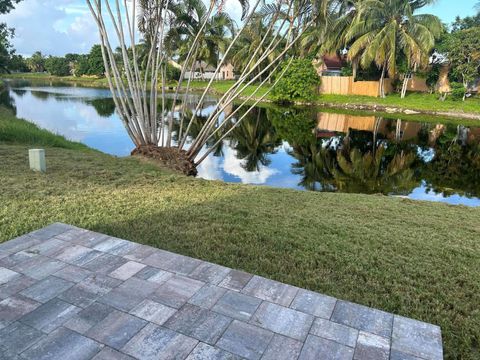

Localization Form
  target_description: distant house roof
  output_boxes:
[193,61,216,72]
[322,55,343,70]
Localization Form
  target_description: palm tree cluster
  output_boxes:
[321,0,443,97]
[86,0,323,174]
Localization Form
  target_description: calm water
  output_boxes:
[3,79,480,207]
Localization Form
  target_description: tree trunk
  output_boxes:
[379,63,386,98]
[400,73,409,99]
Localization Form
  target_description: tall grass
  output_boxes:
[0,106,88,150]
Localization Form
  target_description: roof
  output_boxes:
[322,55,343,70]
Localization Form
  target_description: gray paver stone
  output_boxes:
[20,297,81,333]
[20,275,74,303]
[290,288,337,318]
[218,269,253,291]
[0,322,44,354]
[391,315,443,360]
[331,300,394,338]
[188,284,227,309]
[188,262,230,285]
[212,290,261,321]
[82,253,128,274]
[216,320,274,360]
[92,347,135,360]
[186,342,242,360]
[122,323,198,360]
[261,334,304,360]
[354,331,390,360]
[109,261,146,280]
[21,327,102,360]
[86,310,147,350]
[149,275,204,308]
[98,277,159,311]
[310,317,359,348]
[242,275,298,307]
[298,334,354,360]
[164,303,232,344]
[130,299,177,325]
[250,301,314,341]
[64,302,115,334]
[0,295,40,328]
[58,274,121,308]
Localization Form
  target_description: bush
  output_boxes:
[450,82,466,101]
[272,59,320,103]
[44,57,71,76]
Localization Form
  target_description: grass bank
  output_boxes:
[4,72,479,119]
[1,107,479,359]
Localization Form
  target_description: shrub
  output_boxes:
[450,82,466,101]
[272,59,320,103]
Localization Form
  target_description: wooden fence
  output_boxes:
[319,76,393,97]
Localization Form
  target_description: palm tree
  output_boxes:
[230,108,281,172]
[228,15,281,81]
[335,0,442,97]
[168,0,235,74]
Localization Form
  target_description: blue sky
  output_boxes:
[1,0,478,57]
[423,0,477,24]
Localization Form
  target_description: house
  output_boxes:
[185,61,235,81]
[315,55,344,76]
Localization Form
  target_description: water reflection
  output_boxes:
[2,79,480,206]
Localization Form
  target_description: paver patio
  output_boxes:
[0,223,443,359]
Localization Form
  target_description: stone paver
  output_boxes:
[331,300,394,338]
[391,315,443,360]
[0,224,444,359]
[290,288,337,318]
[20,298,80,333]
[122,323,198,360]
[164,303,232,344]
[86,310,147,350]
[250,301,314,341]
[216,320,273,360]
[21,327,102,360]
[212,290,261,321]
[242,275,298,307]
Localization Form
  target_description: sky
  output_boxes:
[0,0,477,57]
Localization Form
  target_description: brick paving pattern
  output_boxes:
[0,224,443,359]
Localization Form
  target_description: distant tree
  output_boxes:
[0,0,23,73]
[86,45,105,76]
[0,24,14,73]
[8,54,28,72]
[74,55,89,77]
[445,27,480,100]
[45,56,71,76]
[27,51,46,72]
[65,53,81,63]
[0,0,22,14]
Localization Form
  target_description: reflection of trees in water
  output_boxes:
[88,98,116,118]
[229,108,281,172]
[30,91,51,101]
[421,126,480,198]
[268,107,421,194]
[11,89,27,97]
[0,89,16,114]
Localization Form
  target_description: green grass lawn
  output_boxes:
[1,107,480,359]
[318,92,480,116]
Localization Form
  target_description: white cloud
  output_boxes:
[222,142,279,184]
[3,0,99,56]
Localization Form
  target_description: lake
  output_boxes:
[2,79,480,207]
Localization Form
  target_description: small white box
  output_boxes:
[29,149,46,172]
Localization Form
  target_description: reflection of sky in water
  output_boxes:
[7,83,480,207]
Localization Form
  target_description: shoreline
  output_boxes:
[2,73,480,121]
